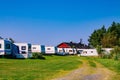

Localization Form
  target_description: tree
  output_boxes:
[88,26,106,48]
[88,22,120,48]
[101,32,117,48]
[107,22,120,46]
[110,46,120,60]
[96,45,103,58]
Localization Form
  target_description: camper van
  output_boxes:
[32,45,45,53]
[45,46,57,54]
[0,39,12,55]
[78,49,98,56]
[14,43,32,58]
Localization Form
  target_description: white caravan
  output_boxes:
[57,48,77,55]
[32,45,45,53]
[45,46,57,54]
[14,43,32,58]
[0,39,12,55]
[77,49,98,56]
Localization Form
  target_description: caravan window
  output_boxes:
[59,50,63,52]
[83,51,87,54]
[0,44,1,48]
[21,51,26,54]
[69,50,73,52]
[91,51,93,53]
[5,44,11,49]
[33,47,36,49]
[47,48,51,50]
[21,46,26,50]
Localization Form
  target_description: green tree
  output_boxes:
[110,46,120,60]
[107,22,120,47]
[101,32,117,48]
[88,26,106,48]
[89,22,120,48]
[96,45,104,58]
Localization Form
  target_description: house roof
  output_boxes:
[57,42,90,49]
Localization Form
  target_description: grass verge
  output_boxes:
[0,55,82,80]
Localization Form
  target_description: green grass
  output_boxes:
[95,58,120,73]
[94,58,120,80]
[88,61,96,68]
[0,55,82,80]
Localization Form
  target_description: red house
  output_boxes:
[57,42,71,48]
[57,42,90,49]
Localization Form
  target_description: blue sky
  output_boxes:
[0,0,120,46]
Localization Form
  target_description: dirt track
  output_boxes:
[53,60,115,80]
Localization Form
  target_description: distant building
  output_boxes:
[57,42,90,49]
[57,41,90,55]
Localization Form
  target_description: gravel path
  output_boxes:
[52,60,115,80]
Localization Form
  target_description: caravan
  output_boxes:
[14,43,32,58]
[0,39,12,56]
[77,49,98,56]
[45,46,57,54]
[32,45,45,53]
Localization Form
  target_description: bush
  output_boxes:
[110,46,120,60]
[102,54,112,59]
[31,53,45,59]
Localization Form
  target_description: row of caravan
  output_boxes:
[0,39,112,58]
[32,45,99,56]
[0,39,32,58]
[32,45,112,56]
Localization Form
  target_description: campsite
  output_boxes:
[0,55,120,80]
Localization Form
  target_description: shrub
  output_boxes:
[31,53,45,59]
[110,46,120,60]
[102,53,113,59]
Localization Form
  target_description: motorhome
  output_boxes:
[45,46,57,54]
[32,45,45,53]
[14,43,32,58]
[0,39,12,56]
[77,49,98,56]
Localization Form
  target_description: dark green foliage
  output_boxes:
[101,32,117,48]
[88,22,120,48]
[31,52,45,59]
[102,54,112,59]
[88,26,106,48]
[96,45,104,58]
[110,46,120,60]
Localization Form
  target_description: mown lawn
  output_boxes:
[0,55,82,80]
[94,58,120,80]
[95,58,120,73]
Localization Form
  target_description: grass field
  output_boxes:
[95,58,120,73]
[0,55,82,80]
[1,56,120,80]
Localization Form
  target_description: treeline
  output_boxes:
[88,22,120,48]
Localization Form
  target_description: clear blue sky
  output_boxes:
[0,0,120,46]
